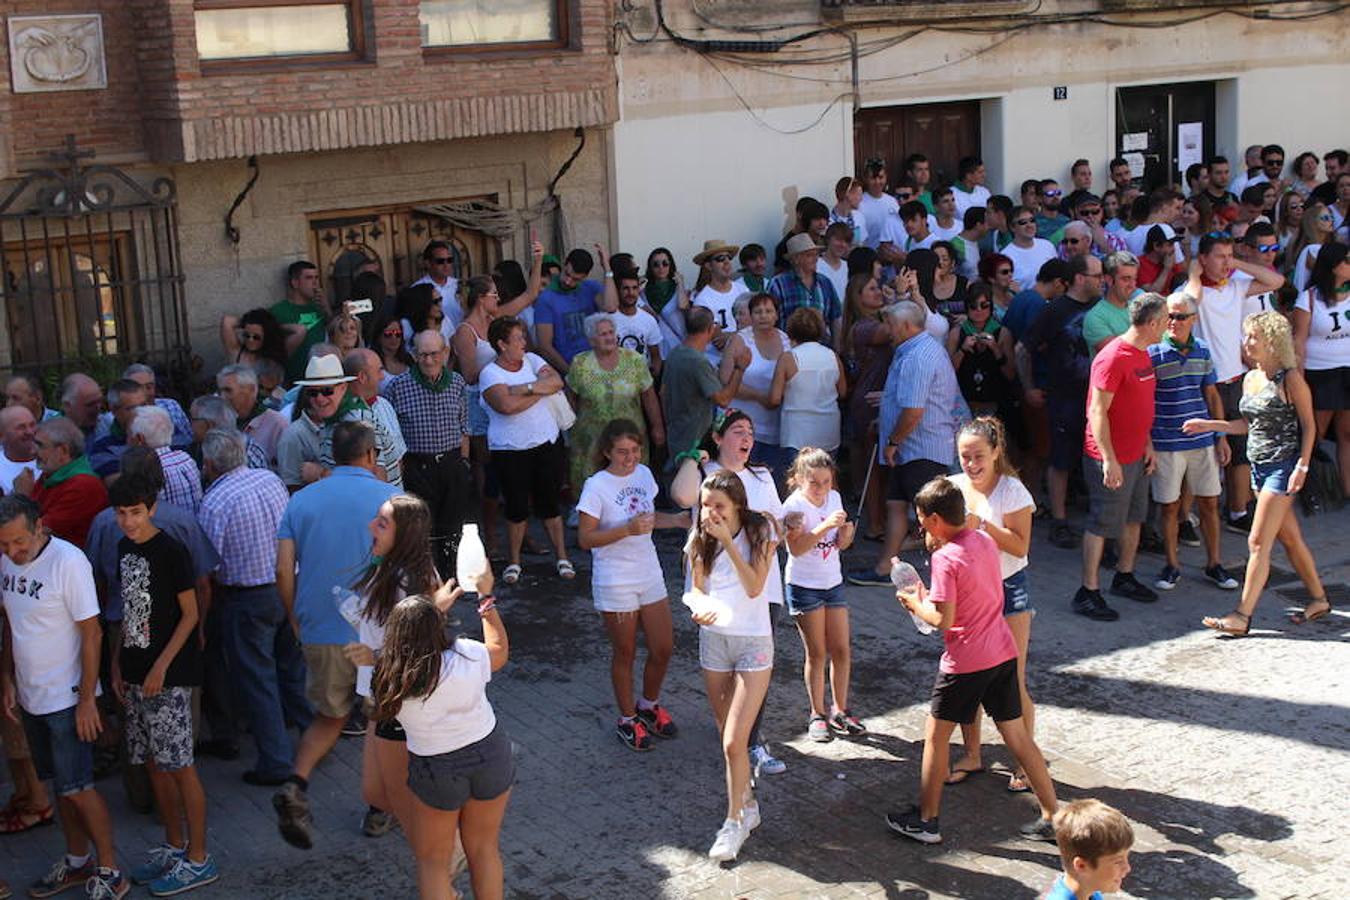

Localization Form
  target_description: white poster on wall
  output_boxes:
[1178,122,1204,173]
[1123,152,1146,179]
[1121,132,1149,152]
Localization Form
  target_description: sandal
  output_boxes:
[943,760,985,785]
[502,564,522,585]
[0,803,53,835]
[556,559,576,580]
[1289,596,1332,625]
[1202,610,1251,636]
[1007,772,1031,793]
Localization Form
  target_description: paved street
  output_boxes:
[3,502,1347,899]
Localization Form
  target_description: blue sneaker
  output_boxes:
[149,856,219,897]
[131,844,184,885]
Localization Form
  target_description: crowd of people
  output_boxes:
[0,141,1346,898]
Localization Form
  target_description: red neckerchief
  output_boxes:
[1200,271,1231,289]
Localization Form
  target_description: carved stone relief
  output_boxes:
[8,14,107,93]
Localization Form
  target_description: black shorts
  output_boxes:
[490,438,564,523]
[1305,366,1350,412]
[407,722,515,811]
[887,458,950,503]
[1215,379,1250,467]
[374,717,406,743]
[1047,392,1087,473]
[930,657,1022,724]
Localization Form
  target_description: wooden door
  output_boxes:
[854,101,981,188]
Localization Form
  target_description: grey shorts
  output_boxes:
[698,630,774,673]
[124,685,195,771]
[1083,455,1149,540]
[407,722,515,812]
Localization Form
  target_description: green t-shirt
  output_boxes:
[1083,300,1130,356]
[660,345,723,456]
[917,191,935,214]
[270,299,327,381]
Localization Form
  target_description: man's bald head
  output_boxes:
[0,405,37,459]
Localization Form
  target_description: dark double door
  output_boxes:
[853,101,981,189]
[1116,82,1216,192]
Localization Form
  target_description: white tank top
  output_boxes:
[780,342,841,451]
[458,321,496,385]
[736,327,788,444]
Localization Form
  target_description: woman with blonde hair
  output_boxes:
[1183,311,1332,634]
[1286,201,1337,291]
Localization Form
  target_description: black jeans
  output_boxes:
[403,451,478,575]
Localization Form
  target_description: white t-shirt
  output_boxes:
[874,215,907,250]
[931,219,963,242]
[693,280,749,365]
[1123,222,1184,264]
[1194,270,1254,383]
[782,489,844,589]
[816,257,849,309]
[858,192,900,250]
[355,606,389,699]
[905,233,938,253]
[924,308,950,343]
[1002,239,1059,289]
[577,466,663,588]
[951,184,991,218]
[0,451,37,495]
[702,461,784,606]
[612,308,664,363]
[395,640,496,757]
[697,531,773,638]
[0,537,101,715]
[1295,289,1350,371]
[477,352,561,451]
[947,473,1035,580]
[1293,244,1321,293]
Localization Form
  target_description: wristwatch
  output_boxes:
[526,382,535,395]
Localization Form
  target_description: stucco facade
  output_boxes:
[610,0,1349,269]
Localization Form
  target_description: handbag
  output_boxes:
[530,355,576,431]
[1298,445,1343,517]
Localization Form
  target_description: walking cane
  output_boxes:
[856,442,877,520]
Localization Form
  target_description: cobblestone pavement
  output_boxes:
[3,503,1347,899]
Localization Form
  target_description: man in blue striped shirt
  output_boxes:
[1148,292,1239,592]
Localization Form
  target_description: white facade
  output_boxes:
[610,1,1348,268]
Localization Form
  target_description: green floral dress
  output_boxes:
[566,349,653,488]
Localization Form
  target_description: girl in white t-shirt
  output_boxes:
[782,448,859,743]
[370,573,508,899]
[342,494,452,847]
[577,419,690,753]
[943,417,1038,793]
[685,469,778,863]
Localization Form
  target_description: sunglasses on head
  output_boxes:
[305,386,337,398]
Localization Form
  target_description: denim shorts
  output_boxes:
[698,631,774,673]
[407,722,515,811]
[1251,456,1298,495]
[785,582,847,616]
[1001,569,1033,616]
[21,705,94,798]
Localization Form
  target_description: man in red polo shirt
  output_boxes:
[1072,293,1170,621]
[12,417,108,548]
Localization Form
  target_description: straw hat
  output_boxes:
[693,240,740,266]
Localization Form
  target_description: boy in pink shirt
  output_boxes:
[889,477,1059,844]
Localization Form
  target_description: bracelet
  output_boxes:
[1294,461,1309,472]
[673,447,703,465]
[477,595,497,615]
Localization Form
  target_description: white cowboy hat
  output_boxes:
[294,354,356,386]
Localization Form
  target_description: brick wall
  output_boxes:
[2,0,617,169]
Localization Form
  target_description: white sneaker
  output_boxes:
[750,743,786,776]
[741,801,761,833]
[708,818,748,861]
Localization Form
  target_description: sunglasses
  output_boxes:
[652,259,671,267]
[996,268,1012,276]
[305,387,337,398]
[431,257,453,265]
[1255,243,1280,253]
[968,302,992,311]
[1168,312,1196,321]
[1317,214,1334,222]
[242,332,264,342]
[381,328,402,338]
[1064,238,1084,245]
[1079,208,1102,216]
[710,254,732,263]
[1044,189,1062,198]
[1014,218,1035,226]
[1265,159,1284,167]
[896,192,914,200]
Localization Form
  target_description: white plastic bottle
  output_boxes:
[456,523,488,595]
[890,559,935,635]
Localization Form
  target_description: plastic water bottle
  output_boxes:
[334,586,363,630]
[890,559,935,635]
[456,523,488,595]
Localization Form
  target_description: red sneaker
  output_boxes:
[635,704,678,739]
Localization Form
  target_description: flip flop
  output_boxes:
[1007,772,1032,793]
[0,803,53,834]
[502,564,522,585]
[556,559,576,580]
[943,764,985,785]
[1289,597,1332,625]
[1202,610,1251,636]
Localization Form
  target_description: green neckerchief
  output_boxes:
[743,273,767,293]
[645,278,676,309]
[411,363,452,393]
[546,273,582,295]
[238,399,269,429]
[960,317,1000,337]
[109,421,125,441]
[1164,333,1195,352]
[43,454,95,488]
[324,393,369,425]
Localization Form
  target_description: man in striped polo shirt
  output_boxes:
[1148,292,1240,592]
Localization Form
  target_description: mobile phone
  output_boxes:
[348,298,373,314]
